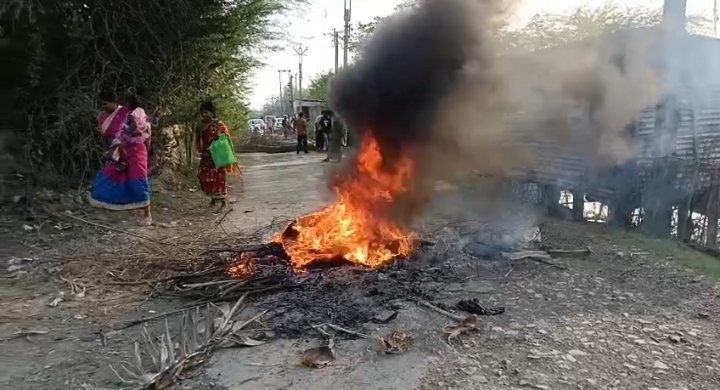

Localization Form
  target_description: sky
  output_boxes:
[249,0,718,108]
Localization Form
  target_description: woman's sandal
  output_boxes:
[139,217,154,227]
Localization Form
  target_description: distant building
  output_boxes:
[293,99,324,121]
[504,27,720,239]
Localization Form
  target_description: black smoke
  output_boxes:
[328,0,491,165]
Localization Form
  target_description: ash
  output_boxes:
[257,253,460,339]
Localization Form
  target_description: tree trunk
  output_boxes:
[677,199,690,241]
[572,189,584,221]
[545,184,562,218]
[706,184,719,247]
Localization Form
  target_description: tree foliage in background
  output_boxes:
[0,0,304,183]
[348,1,713,56]
[304,71,335,101]
[500,2,712,52]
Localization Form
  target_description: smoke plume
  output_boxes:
[328,0,660,223]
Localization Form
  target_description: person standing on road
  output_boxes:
[328,110,344,162]
[196,101,240,212]
[281,115,290,140]
[314,112,325,151]
[295,112,309,154]
[319,110,332,153]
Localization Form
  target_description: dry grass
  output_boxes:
[601,228,720,285]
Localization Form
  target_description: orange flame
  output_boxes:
[228,252,256,278]
[276,134,416,268]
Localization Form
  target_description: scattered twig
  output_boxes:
[57,212,167,246]
[419,300,464,321]
[502,251,568,270]
[504,266,514,278]
[312,323,370,339]
[544,247,592,257]
[238,376,262,385]
[106,267,222,286]
[0,329,49,341]
[116,305,203,330]
[180,279,237,289]
[233,310,270,332]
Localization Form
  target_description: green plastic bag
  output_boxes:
[209,134,238,168]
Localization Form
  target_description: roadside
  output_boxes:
[1,151,720,390]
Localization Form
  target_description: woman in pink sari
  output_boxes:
[88,91,153,225]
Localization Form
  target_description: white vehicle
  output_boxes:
[248,119,265,134]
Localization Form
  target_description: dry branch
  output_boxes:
[544,247,592,257]
[111,294,266,389]
[312,323,371,339]
[502,250,568,270]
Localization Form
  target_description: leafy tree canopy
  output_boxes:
[1,0,305,179]
[347,1,712,56]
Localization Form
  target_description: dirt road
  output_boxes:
[202,154,720,390]
[2,151,720,390]
[222,152,332,236]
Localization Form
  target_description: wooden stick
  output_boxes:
[215,294,247,336]
[181,280,236,289]
[419,301,464,321]
[106,267,222,286]
[116,304,203,330]
[312,323,370,339]
[502,251,568,270]
[59,213,166,245]
[545,247,592,257]
[233,310,270,332]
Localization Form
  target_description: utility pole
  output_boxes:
[278,69,291,115]
[288,76,294,114]
[333,28,339,73]
[714,0,718,38]
[293,45,308,107]
[343,0,351,67]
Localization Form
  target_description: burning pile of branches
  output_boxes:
[152,129,430,298]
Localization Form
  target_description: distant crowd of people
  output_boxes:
[279,110,344,162]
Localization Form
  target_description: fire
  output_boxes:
[228,252,256,278]
[276,134,416,268]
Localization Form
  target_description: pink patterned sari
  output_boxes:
[88,106,152,210]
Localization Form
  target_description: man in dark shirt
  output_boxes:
[281,115,290,140]
[321,110,343,162]
[295,112,308,154]
[317,110,332,152]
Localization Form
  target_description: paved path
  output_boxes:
[223,152,333,236]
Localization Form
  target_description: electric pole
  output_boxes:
[278,69,291,115]
[288,76,294,114]
[293,45,308,106]
[343,0,351,67]
[333,28,339,73]
[714,0,718,38]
